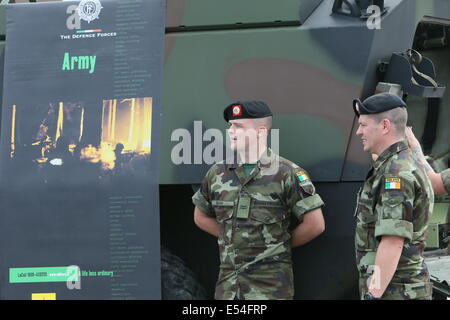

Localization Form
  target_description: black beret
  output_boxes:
[353,93,407,117]
[223,101,273,122]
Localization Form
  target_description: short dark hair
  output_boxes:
[370,107,407,137]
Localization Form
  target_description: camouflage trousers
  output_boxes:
[359,276,432,300]
[216,260,294,300]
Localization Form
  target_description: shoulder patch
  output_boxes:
[296,170,310,182]
[385,178,401,190]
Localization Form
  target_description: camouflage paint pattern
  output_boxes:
[355,141,434,300]
[192,149,324,300]
[441,168,450,194]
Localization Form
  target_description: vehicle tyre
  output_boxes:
[161,246,207,300]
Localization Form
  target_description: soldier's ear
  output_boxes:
[381,119,393,135]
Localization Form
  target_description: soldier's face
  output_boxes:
[356,115,383,153]
[227,119,263,153]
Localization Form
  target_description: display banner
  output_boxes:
[0,0,165,299]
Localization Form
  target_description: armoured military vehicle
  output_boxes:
[0,0,449,299]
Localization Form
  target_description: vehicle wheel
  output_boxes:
[161,246,207,300]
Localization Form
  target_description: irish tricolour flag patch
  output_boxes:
[296,171,309,182]
[385,178,401,190]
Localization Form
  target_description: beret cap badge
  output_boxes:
[232,105,242,116]
[224,101,273,122]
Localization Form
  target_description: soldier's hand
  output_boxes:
[405,126,421,150]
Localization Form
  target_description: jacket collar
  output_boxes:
[373,140,409,170]
[226,148,278,170]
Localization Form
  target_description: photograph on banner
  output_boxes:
[5,97,153,186]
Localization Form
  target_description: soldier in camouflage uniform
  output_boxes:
[405,127,450,195]
[192,101,325,300]
[353,93,434,300]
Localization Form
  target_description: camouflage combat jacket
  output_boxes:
[193,148,324,300]
[441,168,450,194]
[355,140,434,300]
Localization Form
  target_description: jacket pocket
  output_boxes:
[211,200,234,222]
[250,199,286,224]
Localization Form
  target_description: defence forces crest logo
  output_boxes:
[78,0,103,23]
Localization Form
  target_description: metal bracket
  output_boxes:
[431,278,450,299]
[382,50,446,98]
